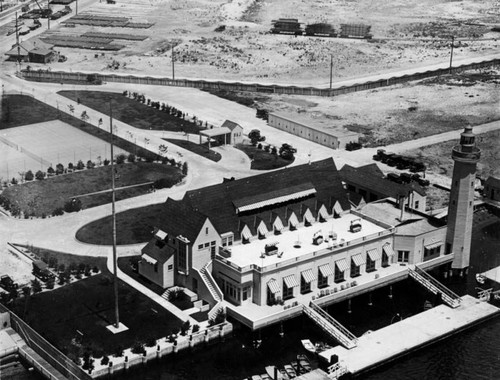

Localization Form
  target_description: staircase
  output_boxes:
[161,286,182,301]
[303,302,357,349]
[408,266,461,308]
[200,262,225,323]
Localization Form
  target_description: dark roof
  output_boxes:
[142,239,175,264]
[486,176,500,188]
[155,198,209,243]
[221,120,242,131]
[5,39,53,56]
[155,158,350,241]
[33,260,48,270]
[29,48,53,56]
[340,164,426,198]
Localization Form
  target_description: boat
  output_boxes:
[301,339,316,353]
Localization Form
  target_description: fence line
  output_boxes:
[0,135,52,169]
[19,58,500,97]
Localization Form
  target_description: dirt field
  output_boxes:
[35,0,500,85]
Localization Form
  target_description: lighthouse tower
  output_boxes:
[446,126,481,271]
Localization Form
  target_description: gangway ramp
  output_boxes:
[303,302,357,349]
[408,266,461,308]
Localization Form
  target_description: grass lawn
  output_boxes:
[165,139,221,162]
[1,95,163,163]
[59,91,201,134]
[10,273,183,357]
[76,203,163,245]
[236,144,294,170]
[2,162,182,217]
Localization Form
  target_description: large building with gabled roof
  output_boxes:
[138,158,454,328]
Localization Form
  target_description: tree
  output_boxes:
[22,286,31,298]
[127,153,136,163]
[115,154,126,164]
[11,177,18,185]
[31,279,42,294]
[76,160,85,170]
[182,162,188,176]
[46,277,55,290]
[103,159,110,166]
[35,170,45,180]
[25,170,34,181]
[56,163,65,175]
[68,162,74,171]
[64,198,82,213]
[47,166,55,176]
[86,160,95,169]
[271,146,278,155]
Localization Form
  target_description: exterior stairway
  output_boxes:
[303,302,357,349]
[408,266,461,308]
[200,262,225,322]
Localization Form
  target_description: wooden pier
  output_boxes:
[319,295,500,377]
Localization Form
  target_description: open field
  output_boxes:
[1,162,182,217]
[0,119,127,177]
[9,273,183,356]
[165,138,222,162]
[75,203,163,245]
[41,0,500,86]
[59,90,202,133]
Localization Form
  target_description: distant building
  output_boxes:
[340,164,426,212]
[5,38,54,62]
[268,112,359,149]
[484,176,500,201]
[199,120,244,147]
[139,158,453,328]
[446,126,481,271]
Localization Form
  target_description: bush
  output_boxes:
[11,177,18,185]
[86,160,95,169]
[145,337,157,347]
[52,207,64,216]
[103,159,110,166]
[25,170,34,181]
[180,320,190,336]
[115,154,126,165]
[181,162,188,176]
[56,163,65,175]
[76,160,85,170]
[101,356,110,366]
[153,177,176,189]
[35,170,46,180]
[46,277,55,290]
[192,324,200,334]
[64,198,82,213]
[114,346,123,357]
[131,341,145,355]
[127,153,136,163]
[47,166,55,175]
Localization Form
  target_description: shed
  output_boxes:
[484,176,500,201]
[28,47,55,63]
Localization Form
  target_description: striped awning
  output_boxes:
[351,254,365,267]
[319,264,334,277]
[142,254,157,265]
[318,206,329,221]
[288,212,299,228]
[301,269,316,284]
[333,201,343,215]
[304,209,314,223]
[382,243,395,257]
[367,248,381,261]
[257,221,268,236]
[267,279,281,295]
[273,217,284,232]
[241,225,252,240]
[155,229,167,240]
[283,275,299,288]
[235,187,316,213]
[425,237,442,250]
[335,259,349,272]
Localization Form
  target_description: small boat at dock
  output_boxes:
[301,339,316,353]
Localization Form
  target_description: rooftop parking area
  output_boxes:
[225,213,387,269]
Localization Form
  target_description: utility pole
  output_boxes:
[449,36,454,74]
[109,101,120,330]
[47,2,50,30]
[329,54,333,93]
[76,0,78,15]
[171,46,175,80]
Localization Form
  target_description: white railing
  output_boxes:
[409,267,461,308]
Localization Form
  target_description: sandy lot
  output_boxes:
[0,245,35,287]
[31,0,500,85]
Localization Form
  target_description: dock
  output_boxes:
[319,295,500,376]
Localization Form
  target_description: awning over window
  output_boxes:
[333,201,343,215]
[303,208,314,224]
[424,237,442,250]
[155,229,167,240]
[273,217,284,232]
[382,243,395,257]
[257,221,268,236]
[288,212,299,228]
[267,279,280,295]
[351,254,365,267]
[318,205,329,220]
[319,264,334,277]
[367,248,381,261]
[335,259,349,272]
[241,225,252,240]
[283,275,299,288]
[142,254,157,265]
[301,269,316,284]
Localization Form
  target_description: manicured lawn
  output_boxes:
[58,91,201,134]
[76,203,163,245]
[10,273,183,357]
[236,144,294,170]
[165,139,222,162]
[2,162,182,217]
